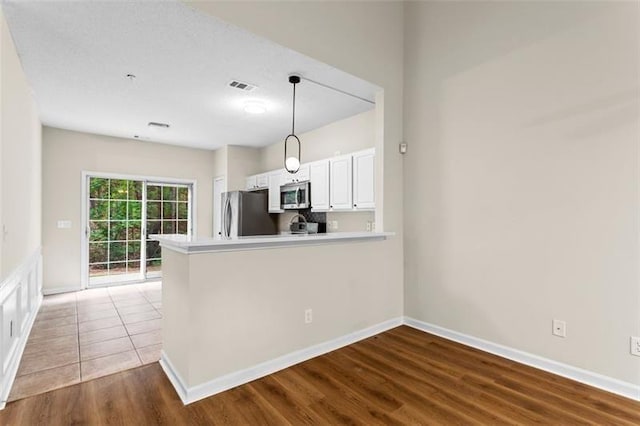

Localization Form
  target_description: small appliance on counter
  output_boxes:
[220,190,277,238]
[289,214,319,234]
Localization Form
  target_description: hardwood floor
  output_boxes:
[1,326,638,425]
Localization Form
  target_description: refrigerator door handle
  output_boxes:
[225,197,232,238]
[220,197,227,237]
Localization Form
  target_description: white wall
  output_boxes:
[225,145,260,191]
[404,1,639,386]
[41,127,218,293]
[0,8,41,282]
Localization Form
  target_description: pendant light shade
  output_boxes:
[284,75,301,174]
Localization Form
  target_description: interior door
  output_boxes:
[213,176,226,237]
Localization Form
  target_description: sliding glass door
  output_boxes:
[144,183,190,279]
[85,175,192,287]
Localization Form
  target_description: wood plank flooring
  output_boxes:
[1,326,638,425]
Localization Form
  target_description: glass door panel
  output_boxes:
[145,183,191,278]
[88,177,144,286]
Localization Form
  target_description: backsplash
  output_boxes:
[277,210,374,233]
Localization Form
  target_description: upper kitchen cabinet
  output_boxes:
[309,160,330,211]
[268,171,284,213]
[329,154,353,211]
[280,164,310,185]
[352,148,375,210]
[246,173,269,191]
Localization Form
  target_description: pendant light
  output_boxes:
[284,75,301,173]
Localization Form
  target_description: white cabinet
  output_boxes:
[245,175,257,191]
[280,164,310,185]
[246,173,269,191]
[256,174,269,188]
[329,155,353,211]
[268,171,284,213]
[309,160,330,211]
[352,148,375,210]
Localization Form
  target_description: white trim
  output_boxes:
[81,171,198,289]
[403,317,640,402]
[159,352,189,403]
[212,175,226,238]
[42,285,82,296]
[161,317,403,405]
[0,249,43,409]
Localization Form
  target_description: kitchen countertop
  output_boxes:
[151,232,393,254]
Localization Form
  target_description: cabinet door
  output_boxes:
[353,149,375,210]
[245,175,257,191]
[296,165,310,182]
[309,160,330,211]
[329,155,353,211]
[280,165,309,185]
[256,173,269,189]
[268,172,283,213]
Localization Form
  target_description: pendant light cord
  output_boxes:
[299,76,375,105]
[291,81,296,134]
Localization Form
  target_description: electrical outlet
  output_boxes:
[552,319,566,338]
[304,309,313,324]
[366,222,372,232]
[631,336,640,356]
[332,220,338,230]
[372,221,376,232]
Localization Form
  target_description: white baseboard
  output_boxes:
[43,286,82,296]
[403,316,640,402]
[161,317,404,405]
[0,250,44,409]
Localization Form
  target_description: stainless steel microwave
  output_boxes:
[280,182,310,210]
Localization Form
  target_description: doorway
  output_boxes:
[212,176,226,238]
[82,173,195,287]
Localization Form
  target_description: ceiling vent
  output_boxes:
[148,122,170,129]
[228,80,257,92]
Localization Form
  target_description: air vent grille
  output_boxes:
[148,122,170,129]
[228,80,257,92]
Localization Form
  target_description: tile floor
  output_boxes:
[9,281,162,402]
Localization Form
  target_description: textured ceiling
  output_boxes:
[3,1,379,149]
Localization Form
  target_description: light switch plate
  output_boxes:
[57,220,72,229]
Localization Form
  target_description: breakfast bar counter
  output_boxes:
[155,231,400,405]
[152,232,393,253]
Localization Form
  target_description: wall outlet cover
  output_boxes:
[552,319,566,338]
[631,336,640,357]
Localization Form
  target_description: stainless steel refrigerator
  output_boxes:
[220,191,277,238]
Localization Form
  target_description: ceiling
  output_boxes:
[2,1,380,150]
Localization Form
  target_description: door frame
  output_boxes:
[80,171,198,289]
[212,175,227,238]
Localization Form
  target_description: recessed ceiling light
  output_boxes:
[243,101,267,114]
